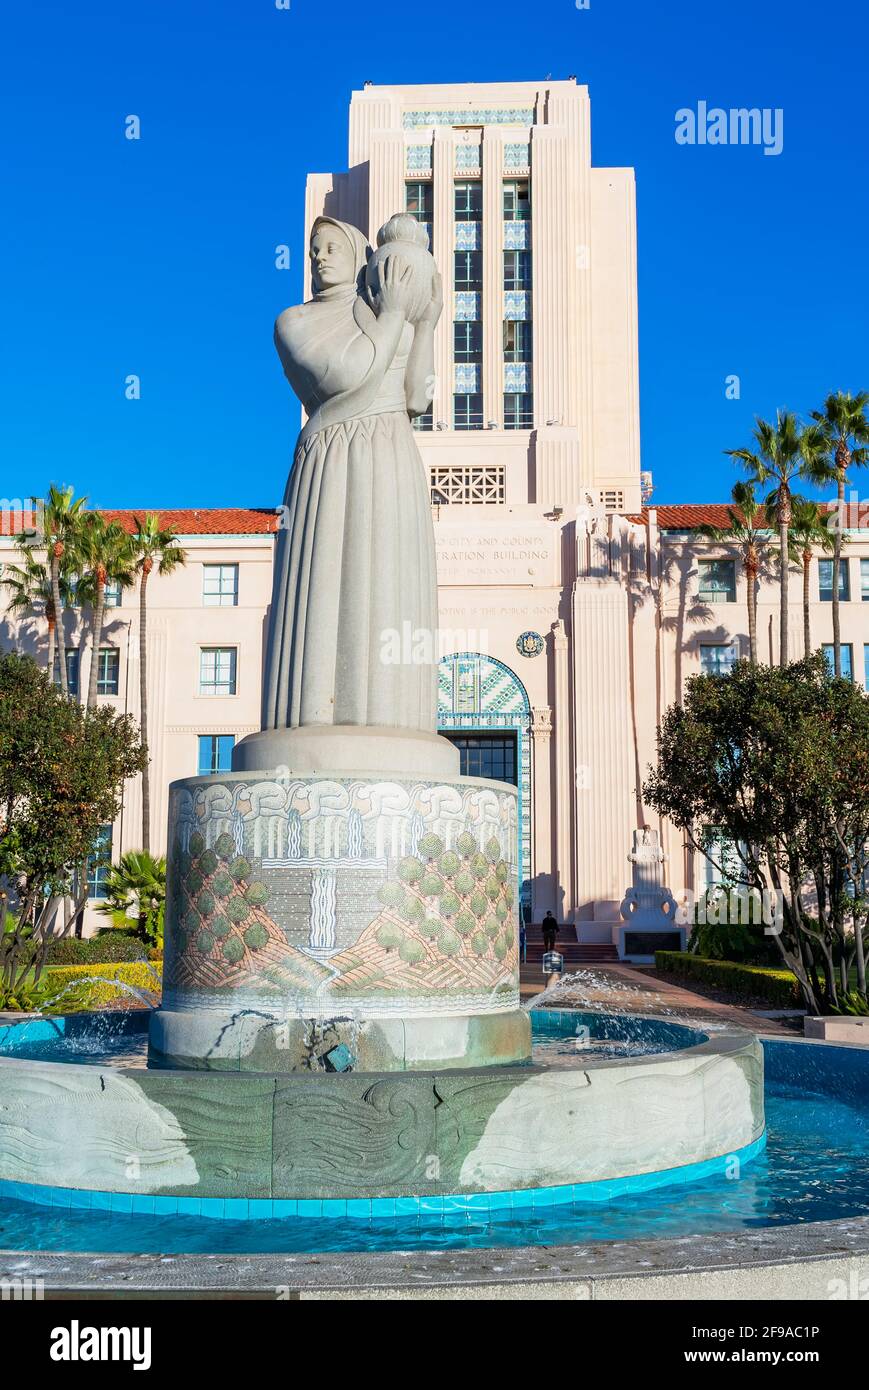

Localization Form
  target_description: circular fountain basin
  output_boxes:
[0,1008,763,1215]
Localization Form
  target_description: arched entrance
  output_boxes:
[438,652,532,919]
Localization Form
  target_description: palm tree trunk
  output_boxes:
[86,582,106,710]
[139,566,151,852]
[802,551,811,659]
[832,466,844,677]
[746,558,758,663]
[46,613,56,684]
[51,545,69,696]
[778,494,791,667]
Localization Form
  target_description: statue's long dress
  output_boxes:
[262,286,438,734]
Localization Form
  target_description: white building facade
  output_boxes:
[2,81,866,944]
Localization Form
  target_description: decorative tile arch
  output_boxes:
[438,653,532,916]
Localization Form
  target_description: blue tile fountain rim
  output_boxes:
[0,1132,766,1221]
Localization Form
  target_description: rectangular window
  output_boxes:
[86,825,113,900]
[823,643,853,679]
[699,642,738,676]
[104,579,122,608]
[64,647,79,696]
[453,394,483,431]
[97,647,119,695]
[412,409,433,433]
[446,732,518,786]
[862,558,869,601]
[503,179,530,221]
[454,181,482,221]
[503,320,533,362]
[698,558,736,603]
[454,320,483,362]
[701,828,748,888]
[503,393,533,430]
[197,734,235,776]
[503,251,532,290]
[405,182,432,222]
[203,563,239,607]
[199,647,237,696]
[454,250,482,289]
[819,558,850,601]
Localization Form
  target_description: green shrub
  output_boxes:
[456,831,477,858]
[438,851,460,878]
[43,933,150,966]
[485,837,501,863]
[654,952,801,1008]
[417,833,444,860]
[439,890,460,918]
[245,881,269,906]
[186,869,204,896]
[401,896,425,925]
[196,891,215,919]
[455,910,476,937]
[227,898,250,924]
[485,876,501,902]
[189,832,205,858]
[212,871,234,899]
[471,931,488,956]
[494,935,509,961]
[222,936,244,964]
[199,848,218,877]
[437,926,461,957]
[196,929,215,955]
[210,915,231,940]
[379,881,404,907]
[495,861,508,882]
[377,922,404,951]
[454,870,474,896]
[470,852,488,880]
[214,832,236,861]
[469,890,488,919]
[399,937,426,964]
[229,856,251,882]
[41,962,163,1014]
[243,922,269,951]
[495,900,509,922]
[419,915,440,940]
[485,916,500,939]
[419,871,443,897]
[397,856,423,884]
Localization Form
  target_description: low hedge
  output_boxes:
[42,962,163,1013]
[44,933,161,966]
[654,951,802,1008]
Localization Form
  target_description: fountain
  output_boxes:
[0,214,764,1220]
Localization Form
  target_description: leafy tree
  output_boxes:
[694,481,771,663]
[129,515,186,849]
[810,391,869,677]
[644,656,869,1011]
[0,652,147,1003]
[96,850,166,946]
[726,411,830,666]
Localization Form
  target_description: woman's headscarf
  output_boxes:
[310,216,370,299]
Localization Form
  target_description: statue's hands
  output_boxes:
[418,269,443,328]
[369,253,413,317]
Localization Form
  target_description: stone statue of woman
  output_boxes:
[234,213,456,778]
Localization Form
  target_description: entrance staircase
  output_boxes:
[523,924,619,967]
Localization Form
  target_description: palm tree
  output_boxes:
[2,549,56,674]
[694,481,770,663]
[75,514,136,709]
[786,498,836,660]
[96,850,166,948]
[810,391,869,677]
[130,515,186,851]
[43,485,86,696]
[726,411,831,666]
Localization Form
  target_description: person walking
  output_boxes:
[542,910,559,954]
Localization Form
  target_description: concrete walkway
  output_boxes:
[520,961,792,1033]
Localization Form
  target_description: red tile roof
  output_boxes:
[627,504,766,530]
[0,508,280,538]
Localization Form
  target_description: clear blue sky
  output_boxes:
[2,0,866,510]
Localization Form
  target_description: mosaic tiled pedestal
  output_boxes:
[149,770,531,1071]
